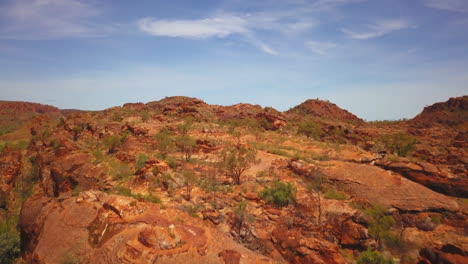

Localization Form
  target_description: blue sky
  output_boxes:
[0,0,467,120]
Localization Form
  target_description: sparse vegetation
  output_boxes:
[136,153,149,171]
[110,160,133,181]
[324,189,350,200]
[182,170,197,201]
[260,181,296,207]
[357,248,394,264]
[113,186,161,203]
[364,204,403,249]
[382,132,417,157]
[233,200,255,227]
[219,144,259,185]
[298,120,322,139]
[0,218,21,264]
[154,128,174,157]
[176,135,196,161]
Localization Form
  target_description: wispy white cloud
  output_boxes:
[138,13,284,55]
[305,41,337,55]
[138,15,248,39]
[423,0,468,12]
[342,19,410,40]
[136,0,366,54]
[0,0,114,39]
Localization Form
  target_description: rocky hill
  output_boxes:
[410,96,468,128]
[0,101,64,134]
[286,99,364,124]
[0,96,467,264]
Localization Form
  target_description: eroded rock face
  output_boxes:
[0,150,22,193]
[375,160,468,198]
[289,160,459,212]
[39,152,107,196]
[271,226,346,264]
[20,191,273,264]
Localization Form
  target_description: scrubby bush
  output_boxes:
[0,219,20,264]
[113,186,161,203]
[364,204,403,249]
[324,189,350,200]
[298,121,322,139]
[357,248,394,264]
[233,201,256,227]
[382,132,417,157]
[219,144,259,185]
[176,136,196,161]
[104,135,121,154]
[110,161,132,181]
[136,154,149,171]
[165,156,178,169]
[141,112,149,123]
[182,170,197,201]
[154,128,174,157]
[260,181,296,207]
[178,117,194,136]
[181,203,204,217]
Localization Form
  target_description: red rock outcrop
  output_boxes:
[286,99,364,124]
[289,160,459,212]
[375,160,468,198]
[409,95,468,128]
[20,191,273,264]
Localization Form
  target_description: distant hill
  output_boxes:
[409,96,467,128]
[286,99,364,123]
[0,101,64,134]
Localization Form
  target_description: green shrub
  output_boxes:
[233,201,256,225]
[104,135,122,153]
[364,204,402,249]
[113,186,161,203]
[178,117,194,135]
[381,132,417,157]
[154,129,174,157]
[219,144,259,185]
[110,161,132,181]
[136,154,149,170]
[141,194,161,204]
[141,112,150,123]
[298,121,322,139]
[176,136,196,161]
[357,248,393,264]
[181,203,204,217]
[0,218,20,264]
[165,156,178,169]
[324,189,350,200]
[260,181,296,207]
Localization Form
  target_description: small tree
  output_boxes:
[178,117,194,136]
[182,170,197,201]
[298,121,322,140]
[382,132,417,157]
[154,128,174,158]
[220,144,259,185]
[176,136,197,161]
[307,172,325,227]
[233,201,255,229]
